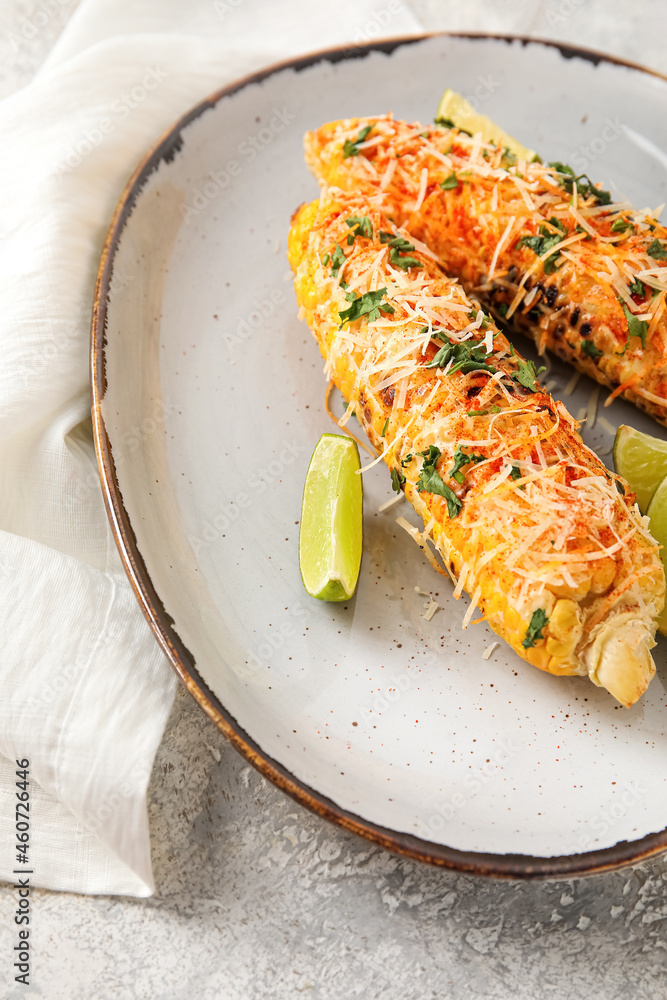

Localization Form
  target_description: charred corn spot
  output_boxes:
[305,115,667,428]
[289,184,663,706]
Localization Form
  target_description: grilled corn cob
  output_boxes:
[305,116,667,427]
[287,187,665,707]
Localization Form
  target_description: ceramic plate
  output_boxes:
[92,34,667,877]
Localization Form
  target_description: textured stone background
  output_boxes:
[1,2,667,998]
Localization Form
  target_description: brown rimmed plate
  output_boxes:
[91,32,667,878]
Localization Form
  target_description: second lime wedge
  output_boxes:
[613,424,667,513]
[299,433,363,602]
[435,88,538,162]
[646,475,667,635]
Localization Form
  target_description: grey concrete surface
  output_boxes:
[2,2,667,998]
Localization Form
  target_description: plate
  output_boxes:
[92,33,667,877]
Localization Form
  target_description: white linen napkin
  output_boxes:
[0,0,422,896]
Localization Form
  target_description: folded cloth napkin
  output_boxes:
[0,0,422,896]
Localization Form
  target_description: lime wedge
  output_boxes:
[646,474,667,635]
[435,88,538,162]
[299,433,363,601]
[613,424,667,513]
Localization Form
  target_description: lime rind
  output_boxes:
[299,433,363,602]
[613,424,667,514]
[435,88,538,162]
[646,474,667,636]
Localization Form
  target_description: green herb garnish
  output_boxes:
[610,217,633,234]
[391,468,405,493]
[440,171,459,191]
[425,335,497,375]
[509,465,522,481]
[401,453,413,468]
[517,218,567,275]
[496,303,509,317]
[381,416,389,437]
[345,215,373,243]
[339,288,395,326]
[467,409,488,416]
[522,608,549,648]
[581,339,603,359]
[389,247,422,271]
[330,243,346,278]
[511,358,546,392]
[435,117,472,137]
[648,238,667,261]
[448,446,485,485]
[416,446,462,518]
[629,278,645,296]
[379,232,414,252]
[343,124,373,158]
[548,162,611,205]
[618,302,648,352]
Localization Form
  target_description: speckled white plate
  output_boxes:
[92,33,667,877]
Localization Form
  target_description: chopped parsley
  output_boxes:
[468,309,489,327]
[610,217,633,234]
[511,358,546,392]
[647,238,667,261]
[581,339,603,359]
[425,335,497,375]
[390,468,405,493]
[339,287,395,326]
[401,453,413,468]
[330,243,346,278]
[379,231,422,270]
[517,218,567,275]
[389,248,421,270]
[522,608,549,649]
[381,416,389,437]
[509,465,522,481]
[496,303,509,317]
[448,446,485,485]
[548,161,611,205]
[342,124,373,158]
[618,302,648,353]
[440,171,459,191]
[380,232,415,252]
[345,215,373,244]
[629,278,645,296]
[502,146,517,166]
[489,404,502,413]
[416,446,462,518]
[435,117,472,137]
